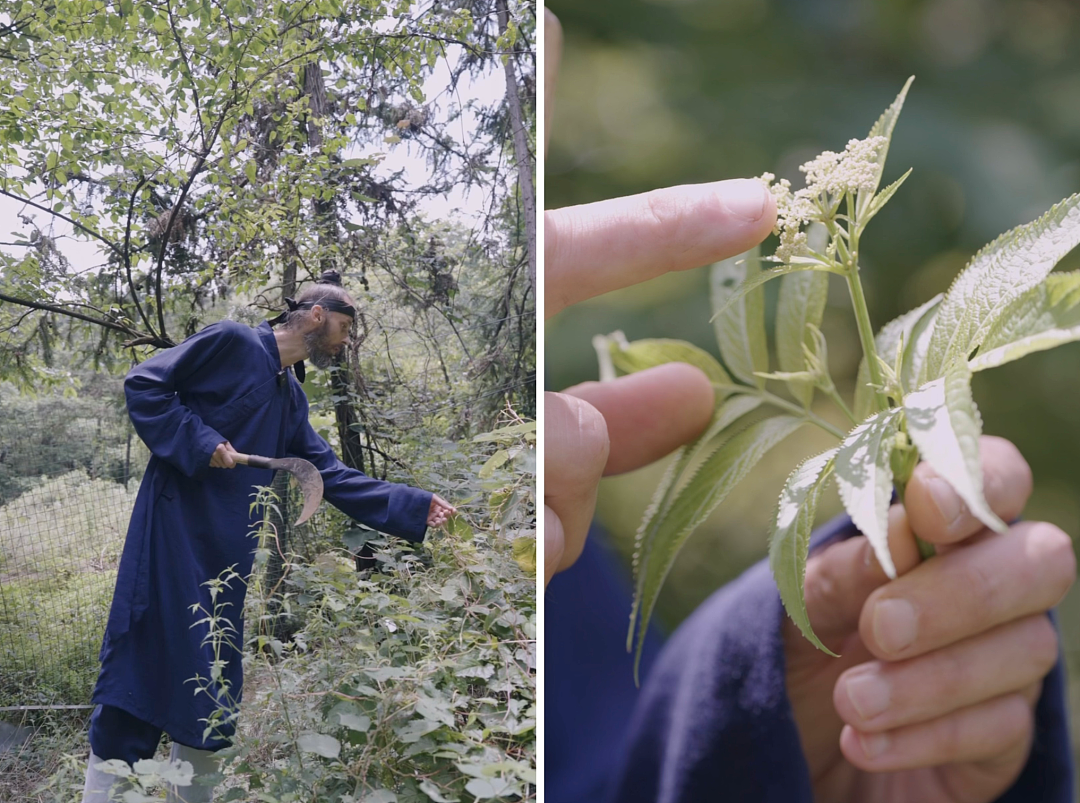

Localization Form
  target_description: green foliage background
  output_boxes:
[545,0,1080,765]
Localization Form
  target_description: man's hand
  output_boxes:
[787,436,1075,802]
[543,14,777,587]
[209,441,238,469]
[427,494,455,528]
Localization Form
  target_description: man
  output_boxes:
[544,9,1074,802]
[82,272,455,803]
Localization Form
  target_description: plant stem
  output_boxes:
[734,387,847,439]
[842,202,889,415]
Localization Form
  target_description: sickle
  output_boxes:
[233,452,323,525]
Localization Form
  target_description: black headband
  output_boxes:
[268,296,356,327]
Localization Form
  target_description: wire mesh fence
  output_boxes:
[0,391,337,712]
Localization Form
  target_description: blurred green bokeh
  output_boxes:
[546,0,1080,774]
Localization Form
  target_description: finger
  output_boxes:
[800,505,922,648]
[544,392,609,574]
[839,692,1033,775]
[563,363,714,476]
[859,521,1075,661]
[905,436,1032,546]
[834,614,1058,733]
[545,179,777,318]
[544,9,562,156]
[544,504,565,587]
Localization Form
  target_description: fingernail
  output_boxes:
[873,598,917,655]
[927,477,963,528]
[845,671,891,720]
[720,179,768,222]
[858,731,891,759]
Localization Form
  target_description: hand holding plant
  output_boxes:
[600,77,1079,799]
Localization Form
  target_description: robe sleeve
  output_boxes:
[605,515,1074,803]
[124,322,239,480]
[285,389,432,543]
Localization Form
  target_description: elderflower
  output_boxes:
[758,173,816,263]
[799,136,887,197]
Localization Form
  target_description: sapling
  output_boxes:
[594,77,1080,680]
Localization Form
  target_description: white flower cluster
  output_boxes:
[759,135,887,264]
[758,172,816,263]
[800,136,887,197]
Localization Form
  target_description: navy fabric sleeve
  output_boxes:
[606,515,1074,803]
[286,390,431,542]
[546,529,665,803]
[124,323,237,479]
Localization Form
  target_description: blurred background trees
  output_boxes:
[546,0,1080,745]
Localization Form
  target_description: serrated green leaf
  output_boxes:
[922,193,1080,382]
[854,294,943,421]
[479,449,509,478]
[901,298,942,391]
[863,167,913,224]
[856,76,914,221]
[970,271,1080,371]
[629,415,804,680]
[904,362,1006,532]
[710,247,769,387]
[337,713,371,732]
[297,732,341,759]
[606,335,733,391]
[512,537,536,576]
[776,260,829,407]
[710,263,833,334]
[834,409,903,579]
[770,448,838,655]
[628,392,764,624]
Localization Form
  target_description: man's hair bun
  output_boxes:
[316,269,343,286]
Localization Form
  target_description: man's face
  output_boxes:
[304,309,353,369]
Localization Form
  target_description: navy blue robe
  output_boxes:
[93,320,432,748]
[547,519,1074,802]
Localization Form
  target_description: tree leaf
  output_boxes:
[605,334,733,390]
[478,449,509,478]
[856,76,914,220]
[628,393,764,610]
[770,448,838,655]
[853,294,943,421]
[922,192,1080,383]
[297,732,341,759]
[629,416,804,680]
[970,271,1080,372]
[834,409,903,579]
[710,263,832,334]
[901,298,942,391]
[862,167,913,225]
[776,224,829,407]
[710,246,769,387]
[627,394,763,642]
[904,362,1006,532]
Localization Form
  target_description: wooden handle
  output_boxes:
[233,452,273,470]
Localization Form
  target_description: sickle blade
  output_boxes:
[271,457,324,525]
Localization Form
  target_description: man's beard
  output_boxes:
[304,319,343,369]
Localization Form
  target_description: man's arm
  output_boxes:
[124,322,240,479]
[285,396,433,542]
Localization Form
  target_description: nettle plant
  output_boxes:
[595,78,1080,678]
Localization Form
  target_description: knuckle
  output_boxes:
[1024,616,1060,676]
[547,393,609,484]
[998,693,1035,744]
[644,191,687,248]
[1026,522,1076,600]
[804,555,843,618]
[958,558,999,632]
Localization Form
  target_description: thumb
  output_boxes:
[802,505,922,648]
